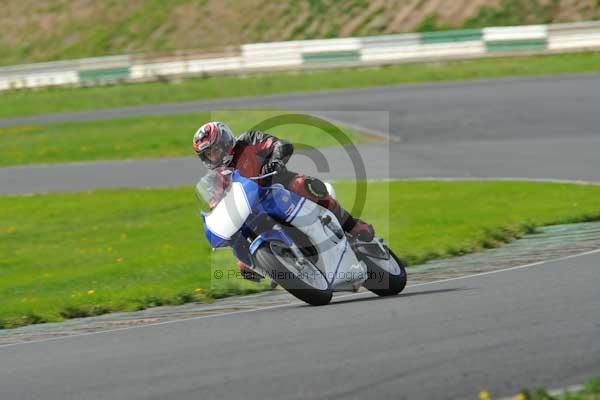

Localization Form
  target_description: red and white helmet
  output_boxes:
[193,121,235,169]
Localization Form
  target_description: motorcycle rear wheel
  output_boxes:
[362,249,407,297]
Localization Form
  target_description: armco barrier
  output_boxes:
[418,29,485,59]
[420,29,483,44]
[486,38,547,52]
[188,56,243,73]
[130,61,186,79]
[360,34,421,62]
[300,38,361,65]
[303,50,361,63]
[130,56,243,79]
[548,21,600,50]
[483,25,548,52]
[78,67,131,83]
[242,42,301,69]
[0,55,130,89]
[0,55,130,75]
[360,30,485,63]
[3,71,79,90]
[415,41,486,59]
[2,21,600,91]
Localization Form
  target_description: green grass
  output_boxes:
[0,110,368,166]
[417,13,453,32]
[464,0,562,29]
[504,376,600,399]
[1,51,600,119]
[2,180,600,329]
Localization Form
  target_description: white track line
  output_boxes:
[309,114,399,142]
[361,177,600,185]
[1,247,599,350]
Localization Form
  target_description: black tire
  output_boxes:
[253,243,333,306]
[361,249,407,297]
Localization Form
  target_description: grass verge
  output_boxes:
[0,110,368,167]
[1,51,599,119]
[491,376,600,399]
[2,180,600,329]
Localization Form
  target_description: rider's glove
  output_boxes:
[261,159,286,176]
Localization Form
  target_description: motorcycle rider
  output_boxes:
[193,121,375,281]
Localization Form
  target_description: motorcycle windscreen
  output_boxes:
[195,168,232,210]
[204,182,252,240]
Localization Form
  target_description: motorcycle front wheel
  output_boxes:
[361,248,407,297]
[253,242,332,306]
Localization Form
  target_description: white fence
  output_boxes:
[2,21,600,91]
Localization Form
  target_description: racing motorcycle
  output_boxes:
[196,168,407,306]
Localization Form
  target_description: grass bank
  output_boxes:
[2,180,600,329]
[1,51,600,119]
[0,110,368,167]
[4,0,597,66]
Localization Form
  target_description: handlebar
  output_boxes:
[249,171,279,181]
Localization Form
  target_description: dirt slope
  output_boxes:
[1,0,599,66]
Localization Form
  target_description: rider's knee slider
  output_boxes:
[304,177,328,200]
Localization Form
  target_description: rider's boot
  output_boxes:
[238,261,263,282]
[349,219,375,242]
[238,261,278,289]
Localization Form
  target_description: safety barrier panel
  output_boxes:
[548,21,600,50]
[300,38,362,64]
[130,61,187,79]
[188,56,243,73]
[360,34,421,62]
[130,56,244,80]
[242,42,302,69]
[1,71,79,90]
[483,25,548,52]
[418,29,486,59]
[420,29,483,44]
[2,21,600,91]
[360,29,486,63]
[79,67,131,84]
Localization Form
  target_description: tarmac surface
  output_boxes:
[2,248,600,400]
[2,74,600,194]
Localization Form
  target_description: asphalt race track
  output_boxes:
[2,251,600,400]
[1,75,600,399]
[2,75,600,194]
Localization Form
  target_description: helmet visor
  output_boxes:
[197,143,228,169]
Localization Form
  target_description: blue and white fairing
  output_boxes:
[198,170,304,248]
[280,198,367,291]
[197,169,367,291]
[198,170,259,248]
